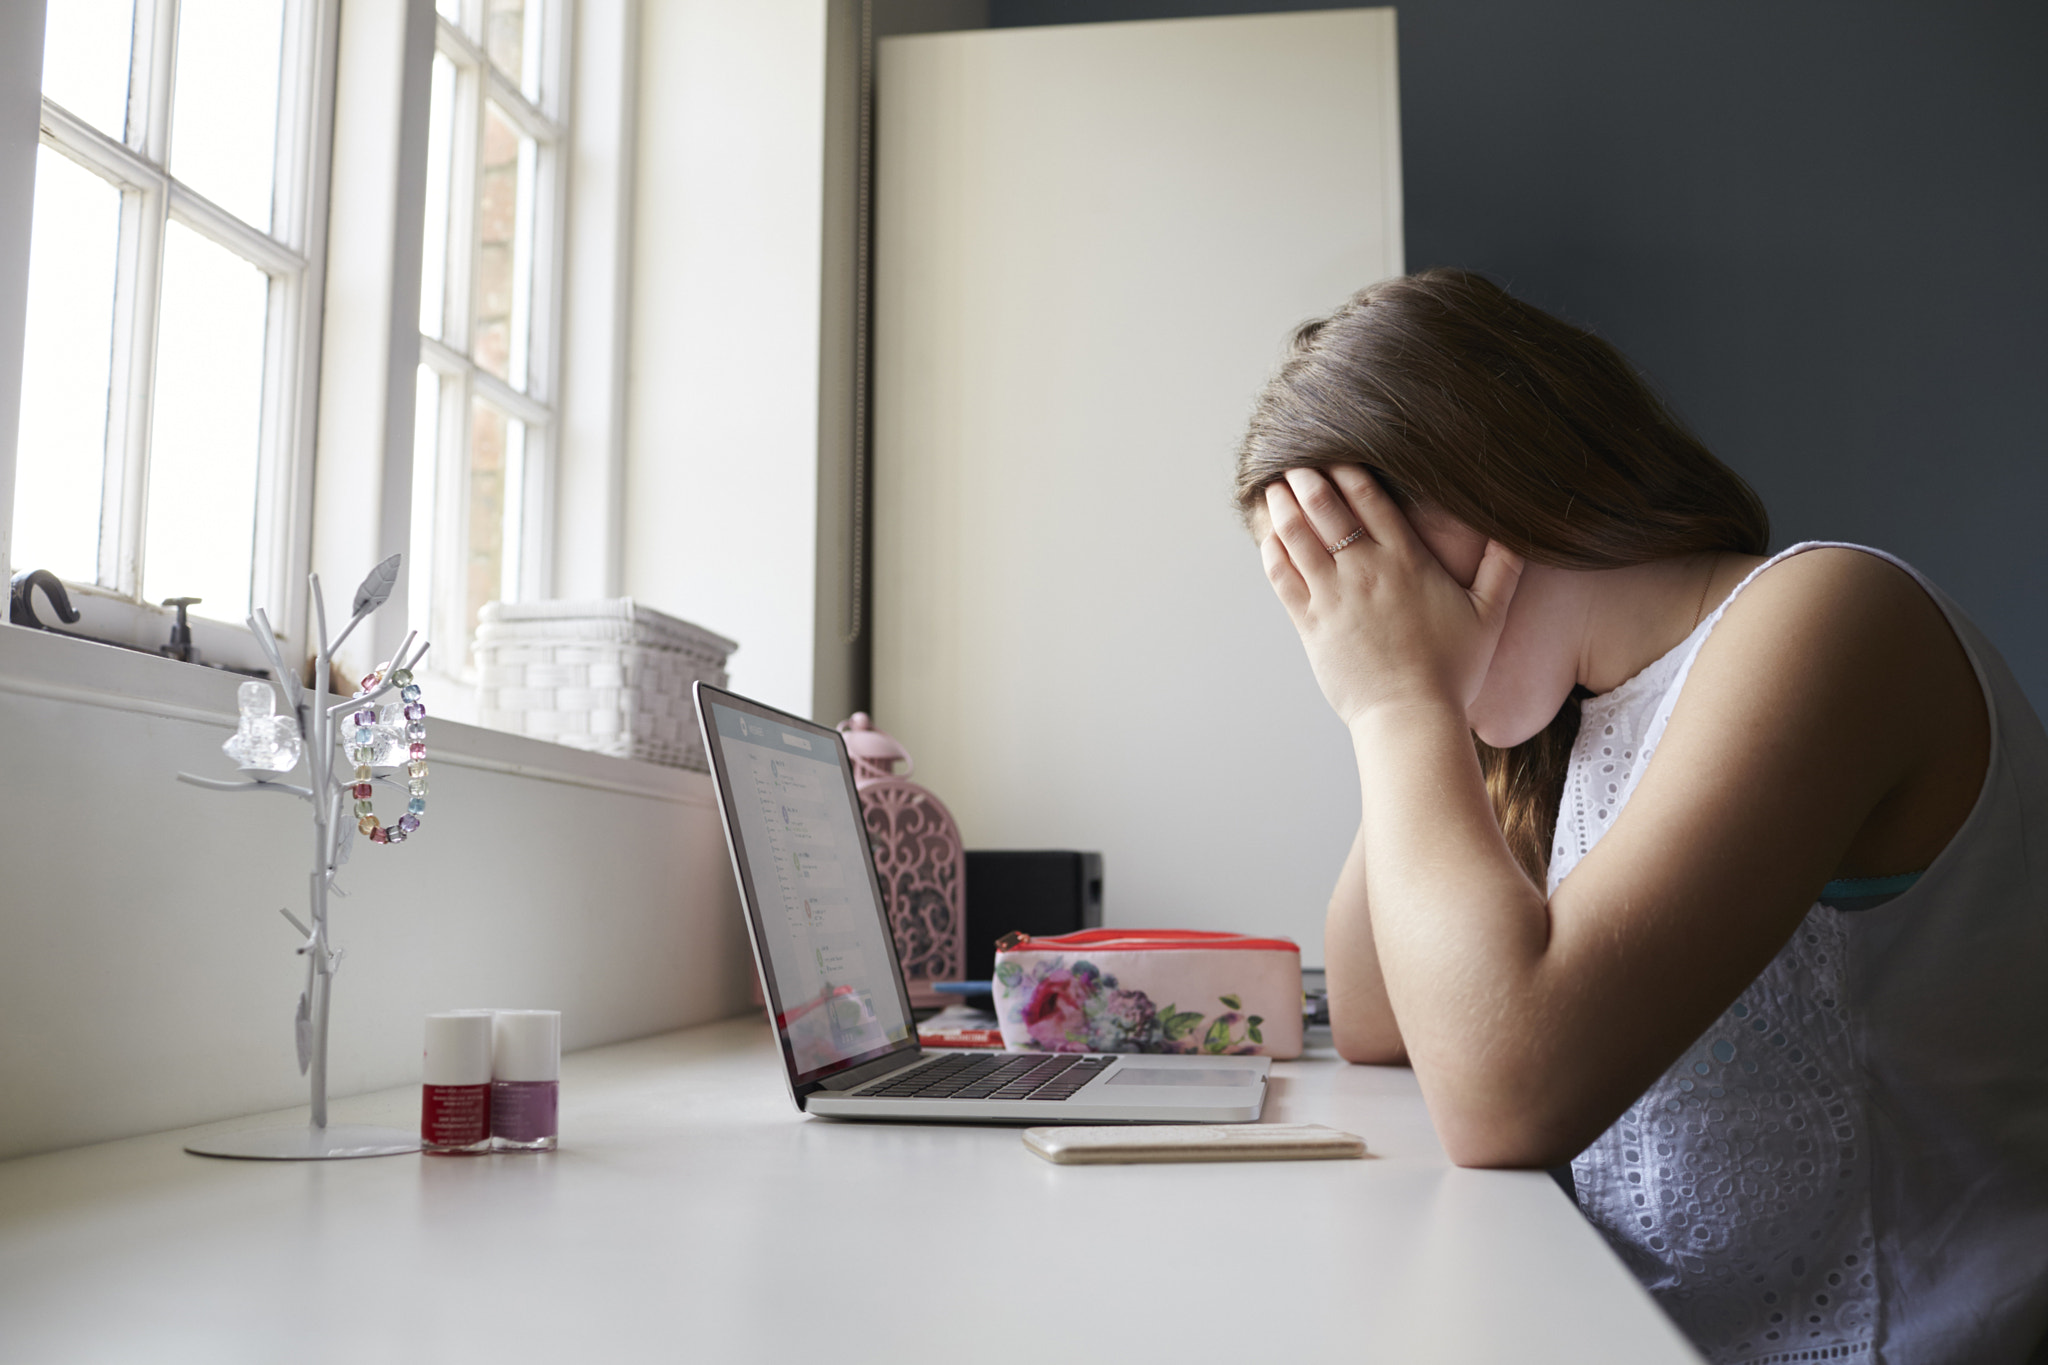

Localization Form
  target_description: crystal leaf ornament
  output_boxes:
[222,679,303,771]
[352,553,402,617]
[367,701,409,767]
[295,991,313,1074]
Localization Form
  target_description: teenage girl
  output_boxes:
[1237,270,2048,1365]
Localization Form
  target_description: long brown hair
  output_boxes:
[1235,269,1769,883]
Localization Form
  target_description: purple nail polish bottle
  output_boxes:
[491,1010,559,1151]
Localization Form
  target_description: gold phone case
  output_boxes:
[1023,1123,1366,1165]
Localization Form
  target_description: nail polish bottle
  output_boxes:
[421,1011,493,1153]
[491,1010,560,1151]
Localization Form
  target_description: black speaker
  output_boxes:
[962,850,1103,981]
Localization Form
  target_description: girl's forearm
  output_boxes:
[1348,700,1557,1160]
[1324,828,1407,1064]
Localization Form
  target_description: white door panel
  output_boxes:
[874,10,1403,962]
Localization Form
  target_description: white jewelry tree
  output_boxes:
[179,555,432,1160]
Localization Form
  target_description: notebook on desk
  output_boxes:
[693,682,1269,1123]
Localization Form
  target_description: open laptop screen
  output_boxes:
[703,695,916,1082]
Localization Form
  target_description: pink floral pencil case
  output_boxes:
[991,929,1303,1059]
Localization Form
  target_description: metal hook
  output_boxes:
[8,570,81,628]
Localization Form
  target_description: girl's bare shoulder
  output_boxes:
[1677,546,1980,800]
[1707,546,1956,678]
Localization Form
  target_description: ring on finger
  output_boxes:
[1326,526,1366,555]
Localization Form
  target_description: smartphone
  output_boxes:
[1023,1123,1365,1165]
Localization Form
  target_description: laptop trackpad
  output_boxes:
[1107,1066,1256,1088]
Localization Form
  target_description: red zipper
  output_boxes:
[994,928,1299,954]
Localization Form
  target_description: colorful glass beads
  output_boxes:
[345,662,427,848]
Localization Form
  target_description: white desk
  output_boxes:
[0,1018,1701,1363]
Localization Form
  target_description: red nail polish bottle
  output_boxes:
[422,1011,493,1153]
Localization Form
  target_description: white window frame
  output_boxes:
[25,0,336,665]
[413,1,569,684]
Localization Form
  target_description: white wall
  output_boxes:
[555,0,640,602]
[0,0,45,579]
[0,628,755,1160]
[872,11,1405,965]
[624,0,829,720]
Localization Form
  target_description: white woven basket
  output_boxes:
[473,599,738,770]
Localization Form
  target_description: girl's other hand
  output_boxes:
[1260,466,1524,729]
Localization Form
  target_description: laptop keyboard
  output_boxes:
[861,1052,1115,1102]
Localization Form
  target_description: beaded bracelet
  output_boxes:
[344,664,427,846]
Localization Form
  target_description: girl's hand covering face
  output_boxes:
[1261,466,1526,729]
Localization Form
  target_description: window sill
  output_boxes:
[0,620,713,807]
[9,580,278,674]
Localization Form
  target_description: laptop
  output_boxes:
[694,682,1270,1123]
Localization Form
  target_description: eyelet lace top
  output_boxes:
[1553,543,2048,1365]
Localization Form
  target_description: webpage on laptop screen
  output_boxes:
[710,702,912,1075]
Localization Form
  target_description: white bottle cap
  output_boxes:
[492,1010,561,1082]
[422,1011,493,1086]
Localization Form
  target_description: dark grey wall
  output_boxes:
[988,0,2048,713]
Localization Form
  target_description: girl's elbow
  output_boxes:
[1332,1023,1408,1067]
[1438,1125,1567,1170]
[1427,1081,1590,1169]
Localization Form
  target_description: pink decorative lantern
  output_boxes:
[838,713,964,1008]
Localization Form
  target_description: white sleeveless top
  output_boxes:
[1554,543,2048,1365]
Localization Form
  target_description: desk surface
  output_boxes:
[0,1018,1700,1364]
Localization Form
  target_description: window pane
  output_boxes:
[41,0,135,140]
[11,149,120,585]
[485,0,522,79]
[436,0,462,21]
[168,0,284,230]
[485,0,536,94]
[143,221,269,622]
[465,399,521,668]
[419,53,456,339]
[475,102,534,386]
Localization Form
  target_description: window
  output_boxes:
[11,0,329,641]
[411,0,568,680]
